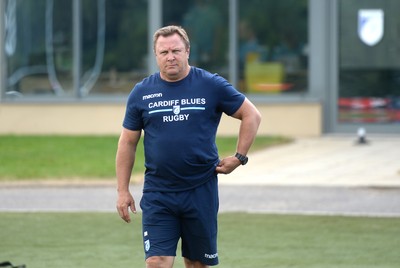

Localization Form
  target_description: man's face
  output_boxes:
[155,33,190,82]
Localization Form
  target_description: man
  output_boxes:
[116,25,261,268]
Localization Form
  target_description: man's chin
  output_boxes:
[166,70,179,75]
[165,70,180,77]
[162,71,180,81]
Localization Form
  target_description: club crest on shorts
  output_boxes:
[144,239,150,252]
[358,9,384,46]
[173,105,181,115]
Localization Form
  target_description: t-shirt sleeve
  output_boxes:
[213,74,246,116]
[122,87,143,131]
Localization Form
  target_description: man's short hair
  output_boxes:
[153,25,190,52]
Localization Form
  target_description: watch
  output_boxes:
[235,152,248,165]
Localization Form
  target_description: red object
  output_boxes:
[338,97,389,109]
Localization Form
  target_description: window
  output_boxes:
[4,0,148,99]
[163,0,229,76]
[338,0,400,124]
[238,0,309,94]
[3,0,310,100]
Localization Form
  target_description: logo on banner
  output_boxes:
[358,9,384,46]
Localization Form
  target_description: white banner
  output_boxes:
[358,9,384,46]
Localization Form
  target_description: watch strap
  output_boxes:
[235,152,248,165]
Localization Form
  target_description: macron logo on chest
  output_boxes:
[147,97,206,123]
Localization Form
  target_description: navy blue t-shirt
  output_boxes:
[123,67,245,192]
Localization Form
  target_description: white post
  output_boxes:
[148,0,162,75]
[0,0,7,101]
[229,0,238,87]
[73,0,82,98]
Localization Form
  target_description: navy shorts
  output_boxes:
[140,176,219,266]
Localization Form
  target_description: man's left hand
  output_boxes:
[215,156,241,174]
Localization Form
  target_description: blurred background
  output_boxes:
[0,0,399,136]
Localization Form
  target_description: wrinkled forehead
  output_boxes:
[155,34,188,51]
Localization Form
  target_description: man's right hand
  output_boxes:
[116,191,137,223]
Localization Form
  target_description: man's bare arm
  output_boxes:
[215,98,261,174]
[116,128,141,222]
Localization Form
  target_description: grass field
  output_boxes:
[1,212,399,268]
[0,135,291,181]
[2,135,399,267]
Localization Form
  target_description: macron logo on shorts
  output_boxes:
[204,252,218,259]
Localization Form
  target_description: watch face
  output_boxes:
[242,157,248,165]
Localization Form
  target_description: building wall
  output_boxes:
[0,103,322,137]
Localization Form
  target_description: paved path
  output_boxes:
[219,135,400,187]
[1,184,399,217]
[1,135,399,217]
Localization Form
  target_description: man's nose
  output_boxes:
[166,52,175,61]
